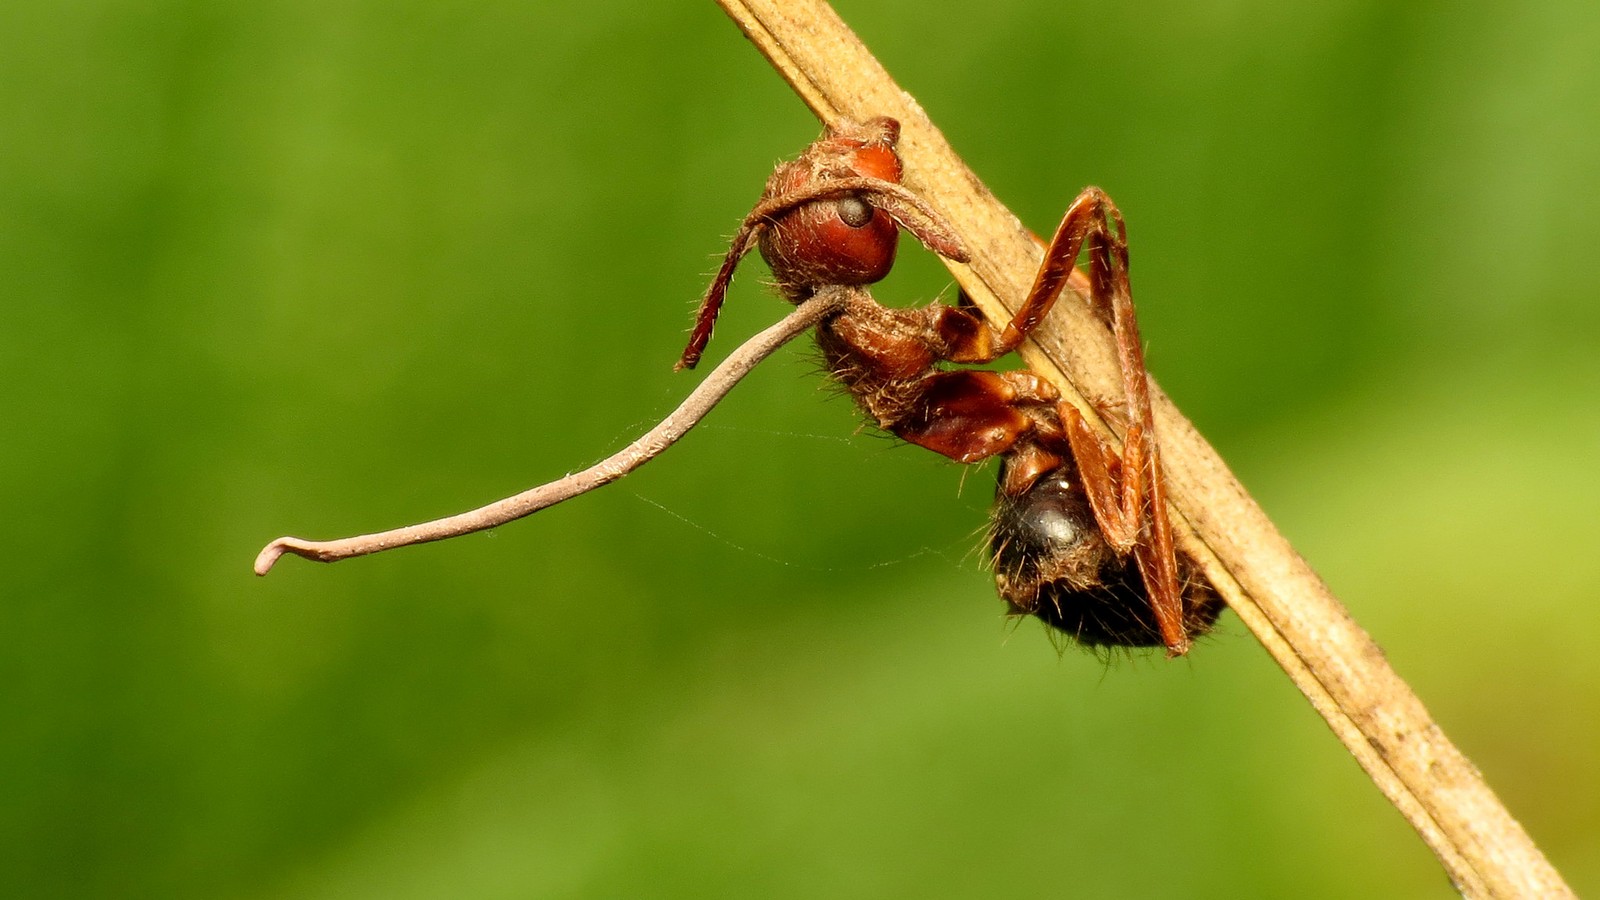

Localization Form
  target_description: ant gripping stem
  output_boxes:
[675,119,1216,654]
[256,117,1217,655]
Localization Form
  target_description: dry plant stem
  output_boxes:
[253,289,844,576]
[711,0,1573,897]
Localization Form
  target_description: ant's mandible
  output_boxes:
[255,116,1219,655]
[678,117,1219,654]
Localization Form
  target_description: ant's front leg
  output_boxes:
[932,187,1134,368]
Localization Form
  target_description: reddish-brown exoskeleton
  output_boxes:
[679,117,1219,654]
[255,115,1218,654]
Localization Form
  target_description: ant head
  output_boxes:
[676,116,965,371]
[757,117,905,297]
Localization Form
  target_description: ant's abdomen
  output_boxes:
[990,466,1221,648]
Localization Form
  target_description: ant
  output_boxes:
[255,116,1218,655]
[676,117,1218,654]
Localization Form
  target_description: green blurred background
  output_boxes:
[4,1,1597,897]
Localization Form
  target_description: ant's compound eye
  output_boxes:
[835,195,874,228]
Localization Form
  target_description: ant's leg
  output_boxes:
[984,189,1187,652]
[1061,401,1187,652]
[1045,192,1187,653]
[1076,196,1187,653]
[931,187,1124,366]
[1058,401,1141,553]
[994,187,1122,355]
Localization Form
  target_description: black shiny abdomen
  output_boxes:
[990,467,1221,648]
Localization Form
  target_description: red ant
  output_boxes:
[677,117,1218,654]
[255,116,1218,654]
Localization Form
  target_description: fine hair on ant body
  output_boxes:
[677,117,1217,654]
[256,116,1219,655]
